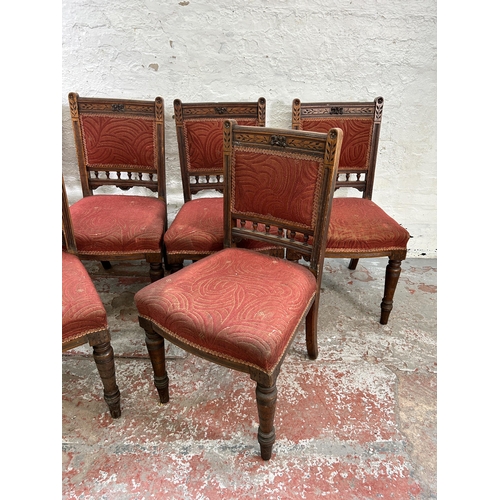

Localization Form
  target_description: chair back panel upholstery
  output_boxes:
[174,99,266,201]
[223,121,343,275]
[292,97,383,199]
[68,93,166,200]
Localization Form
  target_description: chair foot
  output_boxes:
[256,382,277,461]
[104,389,122,418]
[101,261,112,270]
[380,259,402,324]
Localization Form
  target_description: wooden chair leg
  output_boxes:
[149,262,164,282]
[380,259,402,325]
[143,325,169,403]
[305,299,319,360]
[255,382,277,461]
[348,258,359,270]
[101,261,112,270]
[92,342,121,418]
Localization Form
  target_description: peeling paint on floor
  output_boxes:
[63,257,437,499]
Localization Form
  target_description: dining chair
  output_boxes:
[67,93,167,282]
[165,98,283,272]
[135,121,343,460]
[62,177,121,418]
[291,97,410,324]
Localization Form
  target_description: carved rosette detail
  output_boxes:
[270,135,287,147]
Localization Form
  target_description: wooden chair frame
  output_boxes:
[173,98,267,202]
[291,97,408,324]
[137,122,343,459]
[62,177,121,418]
[68,93,167,281]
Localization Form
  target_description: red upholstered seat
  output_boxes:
[62,178,121,419]
[165,197,285,256]
[70,195,166,255]
[135,248,317,374]
[62,251,108,344]
[327,198,410,253]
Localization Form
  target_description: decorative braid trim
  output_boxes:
[63,327,108,345]
[140,292,316,376]
[326,245,408,253]
[78,250,160,255]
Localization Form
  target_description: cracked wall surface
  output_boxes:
[62,0,437,257]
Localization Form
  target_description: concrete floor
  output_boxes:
[62,255,437,499]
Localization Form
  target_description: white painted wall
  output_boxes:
[62,0,437,257]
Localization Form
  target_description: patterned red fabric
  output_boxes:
[232,149,322,230]
[185,119,258,172]
[164,197,282,255]
[70,195,166,254]
[62,251,107,343]
[135,248,317,373]
[300,118,373,170]
[327,198,410,252]
[80,115,156,168]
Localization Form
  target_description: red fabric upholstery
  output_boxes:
[299,118,373,170]
[184,119,259,173]
[80,115,156,169]
[135,248,317,373]
[62,251,107,344]
[232,149,322,230]
[69,195,166,254]
[327,198,410,252]
[164,197,282,255]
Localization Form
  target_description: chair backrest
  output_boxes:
[62,176,77,254]
[68,93,166,200]
[173,98,266,202]
[223,120,343,278]
[291,97,384,200]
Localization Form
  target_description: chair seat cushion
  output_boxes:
[70,195,166,254]
[62,251,108,344]
[327,198,410,253]
[135,248,317,373]
[164,198,281,255]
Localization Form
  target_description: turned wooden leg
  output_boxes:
[101,261,112,270]
[144,328,169,403]
[348,258,359,270]
[255,382,277,460]
[92,342,121,418]
[149,262,164,282]
[380,259,402,325]
[305,299,319,360]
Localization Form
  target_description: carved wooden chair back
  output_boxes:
[67,93,167,282]
[173,98,266,202]
[292,97,384,200]
[134,122,343,460]
[165,98,282,272]
[291,97,410,324]
[62,176,121,418]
